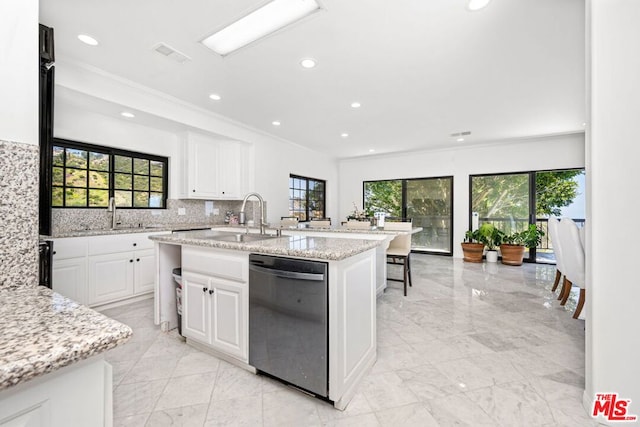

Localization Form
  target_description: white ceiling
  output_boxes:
[41,0,586,159]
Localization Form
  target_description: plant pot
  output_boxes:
[486,250,498,263]
[500,244,525,266]
[461,242,484,263]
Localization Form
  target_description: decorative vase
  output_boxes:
[500,244,526,266]
[461,242,484,263]
[486,250,498,263]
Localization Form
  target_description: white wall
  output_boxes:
[339,133,585,257]
[52,61,338,224]
[53,103,181,197]
[587,0,640,418]
[0,0,38,144]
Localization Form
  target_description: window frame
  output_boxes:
[363,175,454,256]
[289,174,326,221]
[51,138,169,209]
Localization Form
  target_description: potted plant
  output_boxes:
[500,224,545,266]
[461,229,485,262]
[478,223,504,263]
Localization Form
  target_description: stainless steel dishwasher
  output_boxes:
[249,254,329,398]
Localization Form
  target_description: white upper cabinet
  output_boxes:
[179,132,253,200]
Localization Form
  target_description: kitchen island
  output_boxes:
[150,229,382,410]
[0,285,132,426]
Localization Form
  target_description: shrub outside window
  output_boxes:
[51,139,168,209]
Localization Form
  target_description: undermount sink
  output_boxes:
[203,233,278,243]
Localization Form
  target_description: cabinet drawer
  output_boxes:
[52,237,88,260]
[182,246,248,282]
[88,232,159,255]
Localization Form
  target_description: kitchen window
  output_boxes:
[51,139,168,208]
[289,174,326,221]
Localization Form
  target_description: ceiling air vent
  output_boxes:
[450,131,472,137]
[152,43,191,64]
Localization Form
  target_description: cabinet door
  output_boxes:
[217,142,246,199]
[210,279,247,360]
[188,139,219,198]
[88,252,134,306]
[133,248,156,295]
[52,258,87,305]
[182,273,210,343]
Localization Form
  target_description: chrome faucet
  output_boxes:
[239,192,266,234]
[107,197,118,229]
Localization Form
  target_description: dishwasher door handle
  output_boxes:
[249,264,325,281]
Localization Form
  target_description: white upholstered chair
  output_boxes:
[346,220,372,230]
[280,217,299,228]
[384,221,413,296]
[547,217,566,294]
[558,218,586,319]
[309,219,331,228]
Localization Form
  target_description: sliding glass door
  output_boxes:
[364,176,453,254]
[471,168,585,263]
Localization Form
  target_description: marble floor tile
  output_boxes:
[114,378,168,417]
[205,395,263,427]
[105,254,589,426]
[146,403,209,426]
[374,402,439,427]
[154,372,217,411]
[262,388,322,427]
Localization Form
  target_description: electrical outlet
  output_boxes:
[178,207,186,216]
[213,208,220,215]
[205,201,213,217]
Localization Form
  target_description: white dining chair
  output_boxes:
[309,219,331,228]
[384,221,413,296]
[280,217,299,228]
[547,217,566,295]
[346,220,372,230]
[558,218,586,319]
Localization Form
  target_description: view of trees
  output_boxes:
[51,146,165,208]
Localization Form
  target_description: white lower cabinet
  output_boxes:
[52,232,167,307]
[182,271,247,361]
[88,252,135,305]
[52,257,87,305]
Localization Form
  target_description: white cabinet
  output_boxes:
[52,257,87,305]
[180,132,253,200]
[182,271,247,361]
[181,246,248,362]
[52,232,167,307]
[88,252,135,305]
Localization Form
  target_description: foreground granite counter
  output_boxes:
[0,286,132,391]
[150,229,382,261]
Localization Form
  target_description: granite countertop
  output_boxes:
[213,224,421,235]
[42,222,215,239]
[0,286,132,391]
[150,229,382,261]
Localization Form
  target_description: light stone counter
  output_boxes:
[0,286,132,391]
[150,229,382,261]
[42,222,214,239]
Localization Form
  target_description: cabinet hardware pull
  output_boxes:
[53,251,56,255]
[133,243,137,247]
[136,258,140,262]
[129,259,133,263]
[209,289,214,295]
[202,287,207,292]
[193,189,196,192]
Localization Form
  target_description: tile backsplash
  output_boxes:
[0,140,39,288]
[51,199,266,235]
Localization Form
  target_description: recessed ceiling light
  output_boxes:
[300,58,317,68]
[201,0,322,56]
[120,111,135,118]
[77,34,99,46]
[209,93,222,101]
[369,149,375,153]
[272,121,281,126]
[467,0,491,11]
[341,133,349,138]
[582,122,587,126]
[351,102,361,108]
[457,138,465,142]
